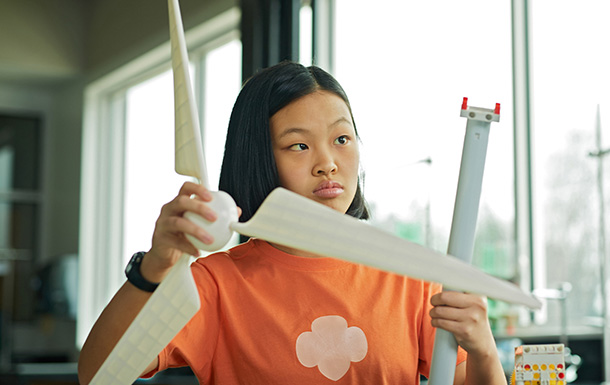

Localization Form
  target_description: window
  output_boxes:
[327,0,610,338]
[332,0,515,330]
[78,8,241,346]
[530,0,610,330]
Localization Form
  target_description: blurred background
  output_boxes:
[0,0,609,383]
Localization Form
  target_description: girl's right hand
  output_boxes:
[140,182,219,282]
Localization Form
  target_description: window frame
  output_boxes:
[511,0,537,325]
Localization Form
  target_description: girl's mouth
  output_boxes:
[313,181,344,198]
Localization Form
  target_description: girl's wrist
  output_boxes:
[140,252,173,283]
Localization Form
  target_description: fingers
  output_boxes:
[429,304,485,331]
[178,181,213,201]
[430,291,487,309]
[150,231,200,262]
[149,182,241,269]
[166,182,217,220]
[150,183,218,259]
[430,292,487,323]
[155,211,214,247]
[161,194,217,223]
[429,291,493,354]
[143,182,225,280]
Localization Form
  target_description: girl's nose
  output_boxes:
[314,153,337,176]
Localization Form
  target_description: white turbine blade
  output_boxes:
[232,188,541,309]
[90,254,199,385]
[169,0,208,187]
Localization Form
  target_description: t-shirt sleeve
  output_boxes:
[140,260,222,379]
[417,282,468,377]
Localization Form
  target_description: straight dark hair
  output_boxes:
[219,61,369,223]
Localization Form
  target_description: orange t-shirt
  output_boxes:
[145,238,467,384]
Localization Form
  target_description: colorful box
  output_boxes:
[512,344,566,385]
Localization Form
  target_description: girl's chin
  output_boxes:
[316,199,349,214]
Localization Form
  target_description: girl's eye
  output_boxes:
[334,135,349,145]
[290,143,308,151]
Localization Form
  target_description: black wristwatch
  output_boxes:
[125,251,159,292]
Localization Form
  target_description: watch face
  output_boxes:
[126,252,142,275]
[125,252,158,292]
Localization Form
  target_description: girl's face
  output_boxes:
[270,90,360,214]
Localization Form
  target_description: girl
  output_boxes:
[78,61,506,384]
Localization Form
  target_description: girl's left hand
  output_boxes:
[429,291,496,355]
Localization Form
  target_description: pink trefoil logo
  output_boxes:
[296,315,368,381]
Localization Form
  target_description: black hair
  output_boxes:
[218,61,369,223]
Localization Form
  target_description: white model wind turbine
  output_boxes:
[89,1,541,384]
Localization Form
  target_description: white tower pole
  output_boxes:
[428,98,500,384]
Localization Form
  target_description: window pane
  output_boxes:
[334,0,514,330]
[123,69,190,264]
[299,1,313,66]
[531,0,610,328]
[203,39,242,190]
[334,1,513,262]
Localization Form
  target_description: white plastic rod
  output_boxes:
[428,98,500,385]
